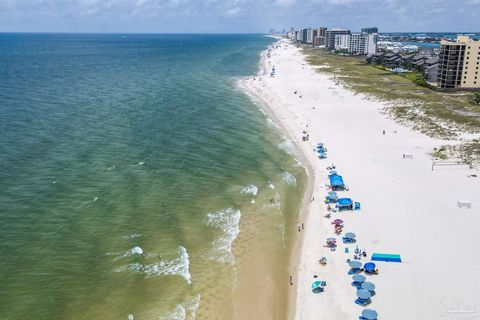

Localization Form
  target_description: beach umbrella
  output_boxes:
[364,262,376,272]
[326,237,336,242]
[361,309,378,320]
[344,232,356,239]
[349,260,362,269]
[328,191,337,196]
[352,274,366,283]
[311,281,322,289]
[356,289,372,300]
[362,282,376,291]
[332,219,344,225]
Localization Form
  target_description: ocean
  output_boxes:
[0,34,305,319]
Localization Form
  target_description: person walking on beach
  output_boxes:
[382,130,386,135]
[289,276,293,286]
[302,223,304,230]
[297,224,301,232]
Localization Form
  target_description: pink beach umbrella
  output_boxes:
[332,219,344,225]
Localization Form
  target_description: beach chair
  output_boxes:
[354,202,361,210]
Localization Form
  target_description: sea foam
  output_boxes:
[279,171,297,186]
[115,246,191,284]
[161,294,200,320]
[241,184,258,196]
[205,208,241,264]
[277,139,297,156]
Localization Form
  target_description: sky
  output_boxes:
[0,0,479,33]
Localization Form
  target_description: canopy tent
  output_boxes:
[337,198,354,211]
[338,198,353,206]
[329,174,345,188]
[361,309,378,320]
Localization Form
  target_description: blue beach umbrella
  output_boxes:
[356,289,372,300]
[349,260,362,269]
[362,282,376,291]
[364,262,376,272]
[328,191,337,196]
[311,281,322,289]
[352,274,366,283]
[344,232,356,239]
[361,309,378,320]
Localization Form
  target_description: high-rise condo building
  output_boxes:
[437,35,480,89]
[349,33,378,55]
[326,29,351,50]
[335,34,350,50]
[361,27,378,34]
[306,28,314,44]
[313,27,327,47]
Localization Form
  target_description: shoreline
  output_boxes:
[240,38,480,319]
[238,71,316,320]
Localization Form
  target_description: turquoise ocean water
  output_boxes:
[0,34,305,319]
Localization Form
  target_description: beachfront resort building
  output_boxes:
[437,35,480,89]
[348,32,378,55]
[313,27,327,47]
[306,28,314,44]
[335,34,350,51]
[326,29,351,50]
[361,27,378,34]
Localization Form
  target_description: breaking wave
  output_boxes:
[279,171,297,186]
[114,246,191,284]
[205,208,241,264]
[160,294,201,320]
[241,184,258,196]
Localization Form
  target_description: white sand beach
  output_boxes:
[241,39,480,319]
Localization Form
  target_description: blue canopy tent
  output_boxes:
[360,309,378,320]
[337,198,353,211]
[329,174,345,190]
